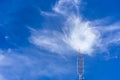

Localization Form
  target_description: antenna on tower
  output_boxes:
[77,49,84,80]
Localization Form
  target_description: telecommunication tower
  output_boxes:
[77,49,84,80]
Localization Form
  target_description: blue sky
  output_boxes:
[0,0,120,80]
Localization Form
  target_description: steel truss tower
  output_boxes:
[77,49,84,80]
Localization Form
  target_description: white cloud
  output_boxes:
[53,0,80,15]
[63,15,100,54]
[29,0,120,55]
[40,11,57,17]
[29,28,70,54]
[96,23,120,46]
[0,49,74,80]
[29,16,101,55]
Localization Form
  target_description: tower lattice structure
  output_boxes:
[78,49,84,80]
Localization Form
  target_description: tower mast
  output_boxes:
[78,49,84,80]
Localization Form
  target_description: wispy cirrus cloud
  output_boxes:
[53,0,80,15]
[29,28,70,54]
[30,0,120,55]
[40,10,57,17]
[0,48,74,80]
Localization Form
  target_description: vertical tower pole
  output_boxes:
[78,49,84,80]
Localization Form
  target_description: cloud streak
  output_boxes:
[29,28,70,54]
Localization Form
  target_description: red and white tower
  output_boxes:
[77,49,84,80]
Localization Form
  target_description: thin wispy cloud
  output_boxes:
[30,0,120,55]
[53,0,80,15]
[29,28,70,54]
[40,11,57,17]
[0,48,73,80]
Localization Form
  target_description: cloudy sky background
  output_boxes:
[0,0,120,80]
